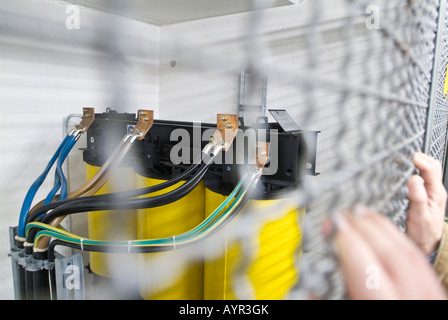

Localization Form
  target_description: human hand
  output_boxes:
[331,207,446,300]
[406,152,447,255]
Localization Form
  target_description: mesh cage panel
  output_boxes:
[285,0,442,299]
[429,1,448,166]
[47,0,446,300]
[153,0,445,300]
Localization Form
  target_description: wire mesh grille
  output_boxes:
[429,1,448,166]
[134,0,446,300]
[283,0,442,299]
[41,0,447,300]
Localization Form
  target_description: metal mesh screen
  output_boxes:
[55,0,447,300]
[215,0,444,300]
[138,0,446,300]
[284,0,442,299]
[428,0,448,166]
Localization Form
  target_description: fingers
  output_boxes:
[406,175,432,225]
[413,152,447,207]
[333,208,446,300]
[406,153,447,254]
[346,209,427,298]
[348,209,429,291]
[407,175,429,218]
[413,152,443,185]
[333,212,397,299]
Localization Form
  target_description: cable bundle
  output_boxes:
[22,132,240,257]
[18,109,154,253]
[22,166,263,262]
[17,130,81,242]
[13,110,271,301]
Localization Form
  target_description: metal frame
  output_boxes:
[424,0,447,156]
[237,68,268,125]
[422,0,448,216]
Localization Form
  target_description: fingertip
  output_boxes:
[407,175,424,189]
[352,205,377,217]
[334,211,351,232]
[326,211,355,255]
[323,211,350,240]
[407,175,426,198]
[322,216,334,240]
[413,151,429,164]
[413,153,443,176]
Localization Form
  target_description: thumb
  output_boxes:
[407,175,428,219]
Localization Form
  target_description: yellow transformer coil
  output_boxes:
[204,187,305,300]
[135,175,205,300]
[85,165,139,278]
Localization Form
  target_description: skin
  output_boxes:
[333,208,446,300]
[329,152,448,299]
[406,152,447,255]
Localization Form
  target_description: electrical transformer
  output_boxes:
[9,108,318,300]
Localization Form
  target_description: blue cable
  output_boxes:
[18,135,74,238]
[43,174,61,206]
[38,135,78,247]
[55,135,77,201]
[42,135,78,212]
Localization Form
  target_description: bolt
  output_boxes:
[220,116,227,121]
[225,123,232,128]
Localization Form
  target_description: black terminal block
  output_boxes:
[83,109,319,199]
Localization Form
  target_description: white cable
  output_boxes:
[123,134,132,143]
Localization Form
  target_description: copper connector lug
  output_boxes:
[211,114,239,152]
[131,110,154,141]
[256,142,270,169]
[74,107,95,134]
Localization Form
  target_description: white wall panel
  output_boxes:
[0,0,159,299]
[157,1,353,124]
